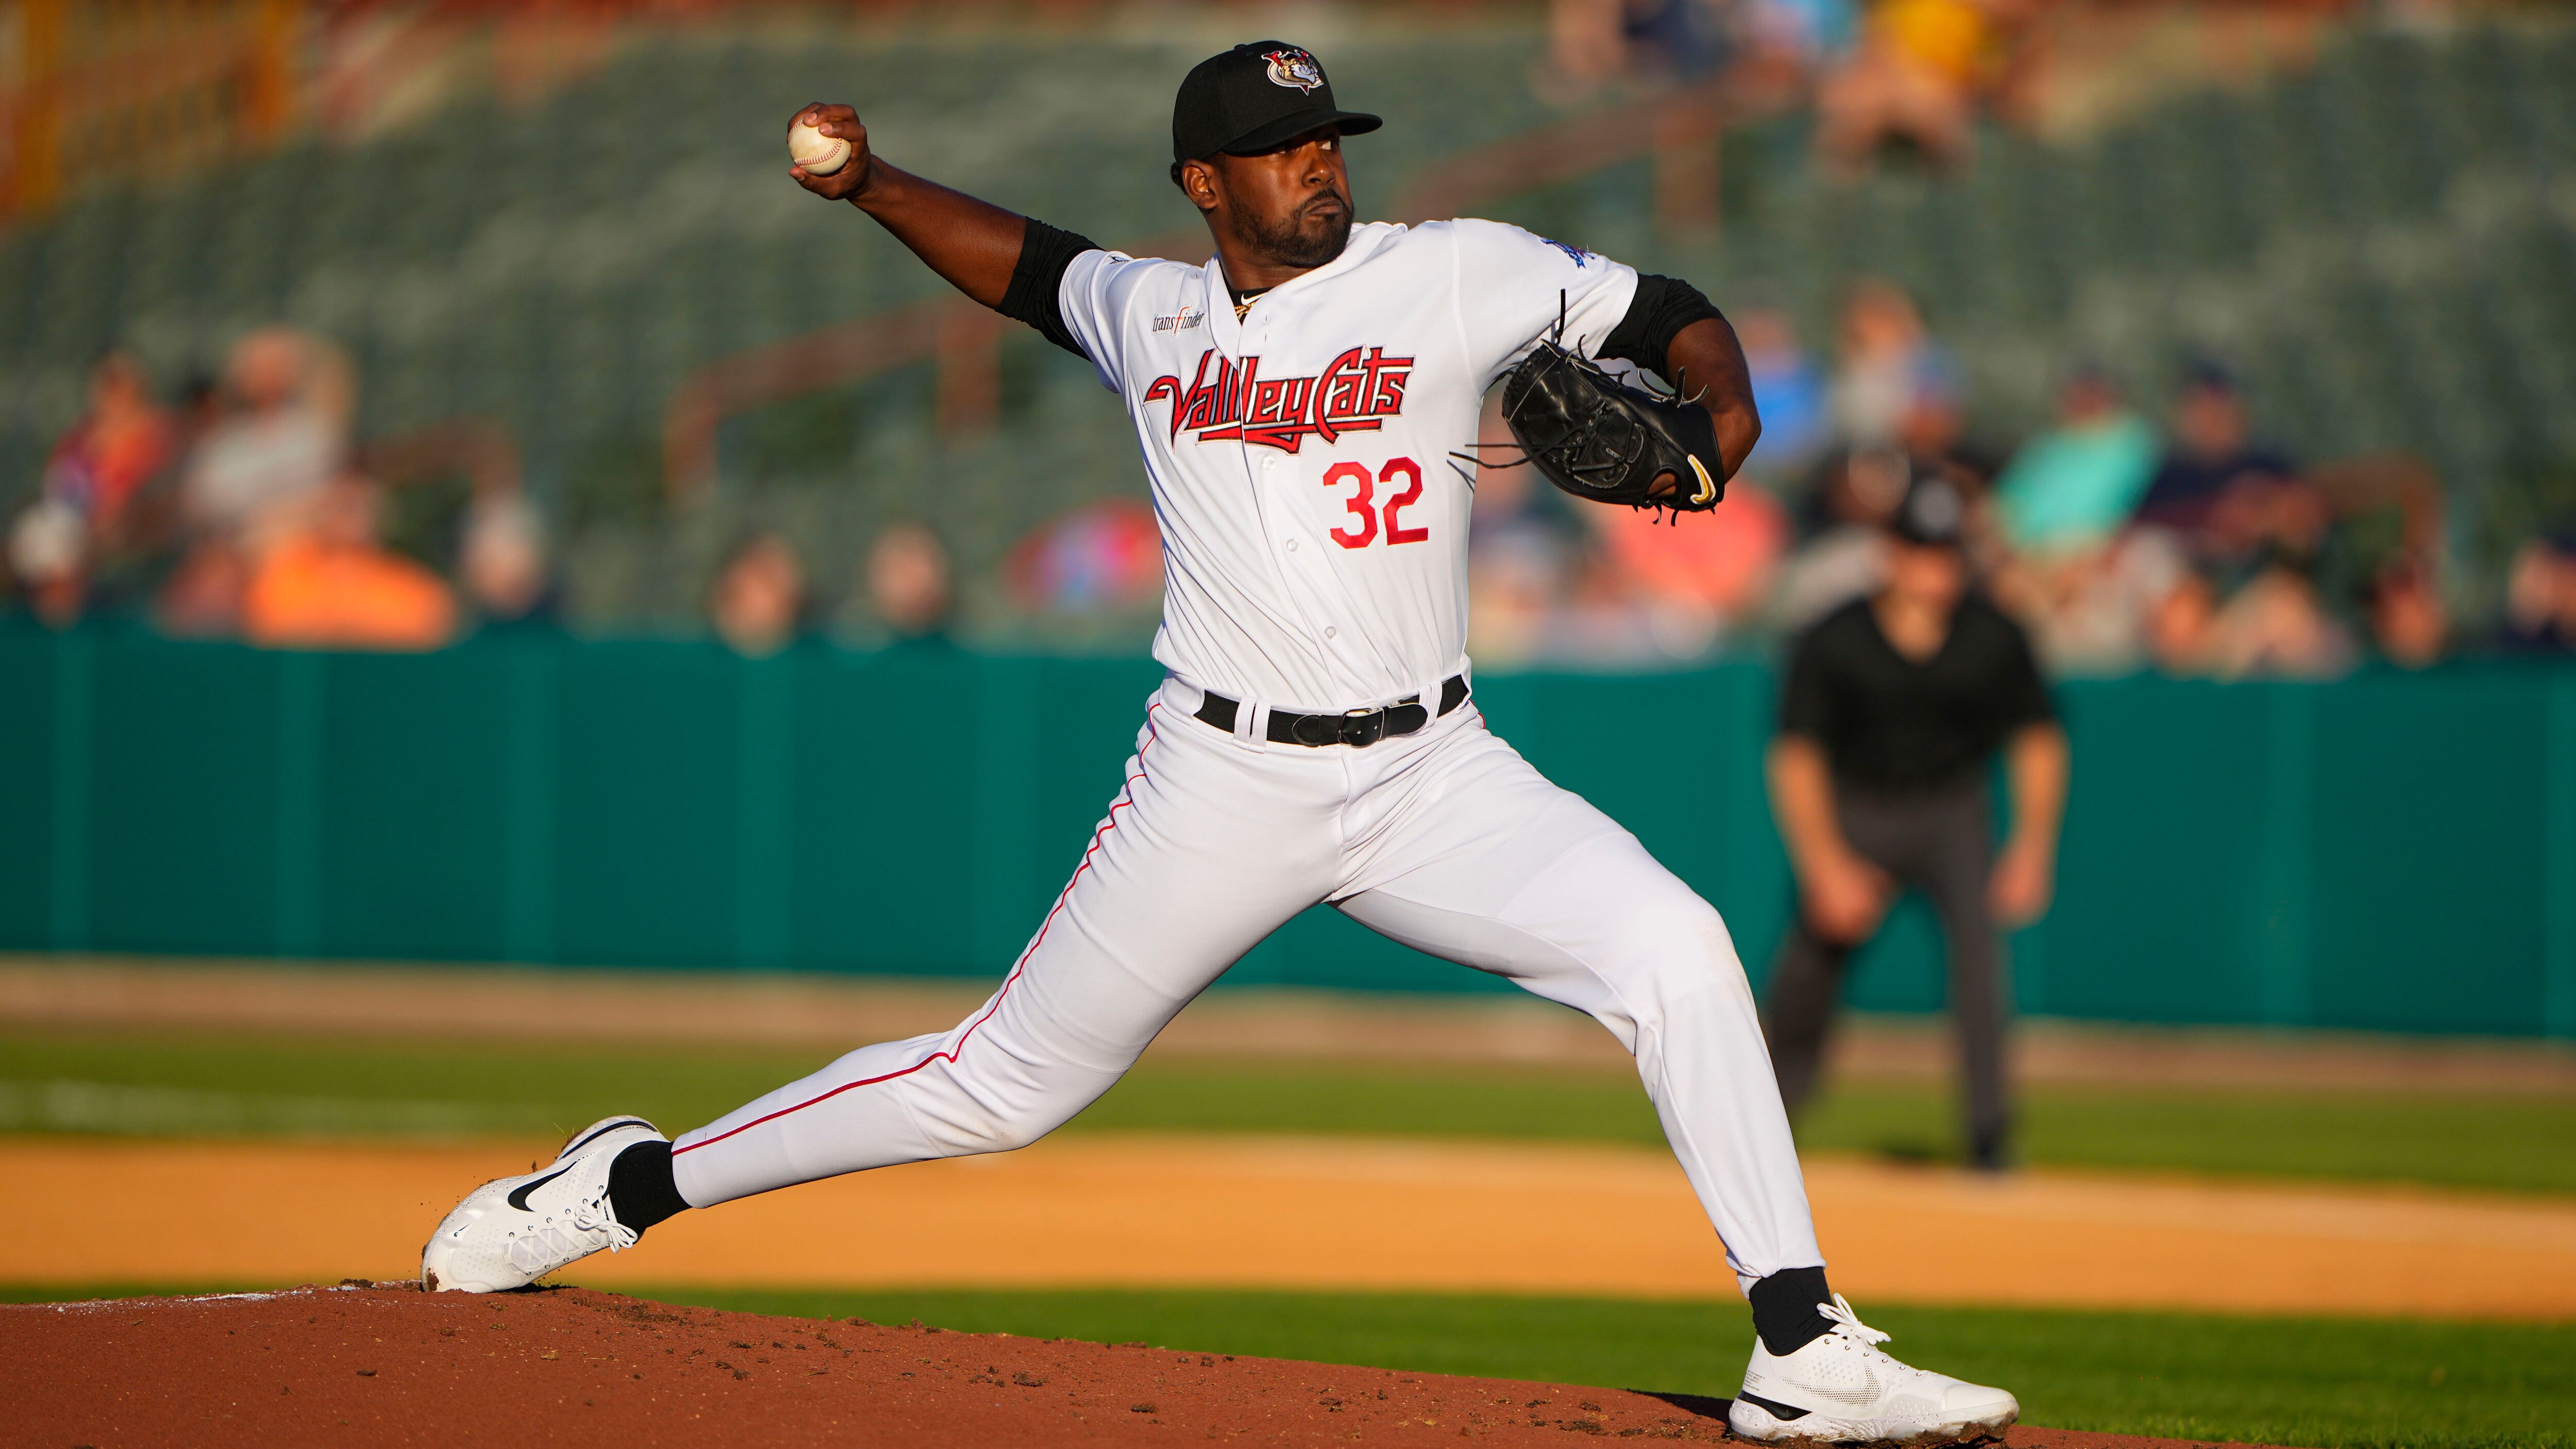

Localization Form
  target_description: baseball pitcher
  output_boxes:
[423,43,2019,1446]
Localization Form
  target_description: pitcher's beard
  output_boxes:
[1234,200,1352,270]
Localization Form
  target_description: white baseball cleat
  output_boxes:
[1730,1295,2018,1447]
[420,1116,663,1293]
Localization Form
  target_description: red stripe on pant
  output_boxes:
[673,704,1165,1158]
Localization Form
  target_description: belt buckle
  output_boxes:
[1342,706,1385,748]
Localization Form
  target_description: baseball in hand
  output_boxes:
[788,116,852,176]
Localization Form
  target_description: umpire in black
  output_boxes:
[1764,470,2069,1171]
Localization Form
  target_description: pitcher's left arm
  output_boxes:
[1601,276,1760,483]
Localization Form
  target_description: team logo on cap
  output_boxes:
[1263,48,1325,93]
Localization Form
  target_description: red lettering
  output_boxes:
[1280,377,1314,431]
[1380,457,1428,544]
[1318,348,1367,433]
[1227,355,1254,424]
[1369,367,1408,415]
[1323,462,1376,548]
[1146,347,1414,454]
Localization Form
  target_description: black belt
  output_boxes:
[1195,675,1470,748]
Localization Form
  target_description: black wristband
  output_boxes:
[998,216,1102,360]
[1599,274,1724,386]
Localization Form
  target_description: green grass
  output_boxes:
[5,1027,2575,1196]
[7,1283,2567,1448]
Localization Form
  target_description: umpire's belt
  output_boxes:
[1195,675,1470,748]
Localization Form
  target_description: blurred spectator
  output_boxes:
[2006,526,2190,676]
[2202,555,2355,680]
[1769,445,1906,629]
[1007,499,1162,615]
[1546,0,1744,94]
[460,492,556,626]
[7,496,89,626]
[1735,301,1831,482]
[2137,547,2354,683]
[1624,0,1736,78]
[1738,0,1859,72]
[1468,402,1583,664]
[42,353,173,542]
[1468,527,1570,667]
[713,533,808,657]
[2132,362,2298,545]
[156,539,255,639]
[1592,478,1791,646]
[1813,0,2004,176]
[8,354,176,624]
[183,328,353,549]
[868,523,954,643]
[1829,279,1943,449]
[1539,547,1676,664]
[1991,365,2157,559]
[155,329,357,637]
[2496,533,2576,654]
[2365,561,2449,670]
[243,474,457,652]
[1980,365,2167,673]
[2205,471,2335,577]
[1547,0,1638,93]
[1762,468,2066,1172]
[1893,351,1996,503]
[2146,566,2221,675]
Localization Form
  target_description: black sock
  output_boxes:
[1748,1266,1835,1356]
[606,1140,690,1236]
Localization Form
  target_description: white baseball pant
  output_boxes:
[669,678,1824,1291]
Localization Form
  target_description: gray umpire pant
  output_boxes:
[1763,778,2012,1155]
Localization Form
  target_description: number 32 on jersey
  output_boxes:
[1320,456,1430,550]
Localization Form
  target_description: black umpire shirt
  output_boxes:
[1777,594,2055,795]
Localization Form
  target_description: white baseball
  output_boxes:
[789,117,852,176]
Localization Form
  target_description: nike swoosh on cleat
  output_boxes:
[1736,1392,1811,1422]
[505,1166,571,1212]
[558,1118,649,1158]
[1792,1369,1883,1407]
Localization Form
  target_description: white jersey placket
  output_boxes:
[1213,264,1372,711]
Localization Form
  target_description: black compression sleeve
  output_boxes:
[997,216,1101,360]
[1599,274,1724,385]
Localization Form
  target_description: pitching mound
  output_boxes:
[7,1284,2265,1446]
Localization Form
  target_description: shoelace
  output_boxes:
[1820,1293,1893,1348]
[505,1191,638,1274]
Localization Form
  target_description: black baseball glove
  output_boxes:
[1498,340,1726,514]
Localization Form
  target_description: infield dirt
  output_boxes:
[5,1283,2278,1448]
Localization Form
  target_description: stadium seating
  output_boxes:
[1571,20,2576,582]
[0,25,1561,640]
[2,19,2572,638]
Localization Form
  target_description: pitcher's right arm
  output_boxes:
[789,103,1032,310]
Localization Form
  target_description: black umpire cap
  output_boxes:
[1171,42,1381,182]
[1889,468,1968,548]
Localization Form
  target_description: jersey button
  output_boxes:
[1285,539,1299,552]
[1324,627,1338,640]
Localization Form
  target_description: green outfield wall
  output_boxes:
[4,624,2573,1038]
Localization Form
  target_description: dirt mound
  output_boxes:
[5,1283,2266,1447]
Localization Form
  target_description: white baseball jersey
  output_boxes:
[1058,219,1640,712]
[666,214,1825,1300]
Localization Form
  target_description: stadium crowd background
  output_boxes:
[3,0,2574,673]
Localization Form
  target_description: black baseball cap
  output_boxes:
[1888,469,1968,548]
[1172,42,1381,172]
